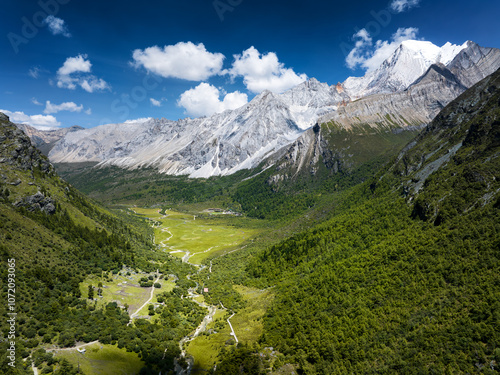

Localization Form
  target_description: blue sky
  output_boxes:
[1,0,499,129]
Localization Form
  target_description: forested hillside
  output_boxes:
[214,69,500,373]
[0,114,204,374]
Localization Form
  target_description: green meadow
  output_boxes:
[186,285,274,373]
[79,270,175,317]
[133,207,258,264]
[54,343,144,375]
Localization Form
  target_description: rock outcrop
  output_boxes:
[14,191,56,214]
[0,113,53,174]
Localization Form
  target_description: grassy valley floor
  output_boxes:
[54,206,271,374]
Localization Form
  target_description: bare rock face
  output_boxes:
[0,114,53,174]
[447,41,500,87]
[49,84,348,178]
[320,64,467,130]
[15,123,84,156]
[14,191,56,214]
[1,114,58,214]
[318,42,500,133]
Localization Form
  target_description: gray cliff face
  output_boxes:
[320,64,467,130]
[318,42,500,132]
[271,42,500,178]
[14,123,84,156]
[447,41,500,88]
[50,91,312,178]
[0,115,54,175]
[49,83,349,178]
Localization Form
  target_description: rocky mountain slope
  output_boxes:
[320,63,467,130]
[47,40,500,178]
[267,41,500,179]
[342,40,468,99]
[49,86,349,178]
[14,123,83,156]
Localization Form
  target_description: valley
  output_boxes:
[1,32,499,375]
[130,207,271,374]
[46,205,272,374]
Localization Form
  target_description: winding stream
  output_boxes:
[137,209,237,375]
[175,265,219,375]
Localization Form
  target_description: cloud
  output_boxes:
[390,0,421,13]
[80,77,109,93]
[32,98,43,106]
[43,15,71,37]
[124,118,153,124]
[44,101,84,114]
[177,83,248,117]
[345,30,373,70]
[227,47,307,94]
[56,54,110,92]
[150,98,165,107]
[58,55,91,76]
[132,42,225,81]
[0,109,61,130]
[85,108,92,115]
[346,27,419,72]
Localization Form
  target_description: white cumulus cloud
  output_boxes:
[149,98,163,107]
[390,0,421,13]
[0,109,61,130]
[132,42,225,81]
[227,46,307,93]
[43,15,71,37]
[58,55,91,76]
[346,27,420,72]
[56,54,110,92]
[124,118,153,124]
[177,83,248,118]
[44,101,84,114]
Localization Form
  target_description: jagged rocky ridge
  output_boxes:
[265,41,500,178]
[47,40,500,178]
[0,113,58,214]
[0,113,54,176]
[15,123,84,156]
[49,85,348,178]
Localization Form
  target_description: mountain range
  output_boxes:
[34,40,500,178]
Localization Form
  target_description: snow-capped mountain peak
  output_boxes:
[343,40,468,99]
[436,41,469,65]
